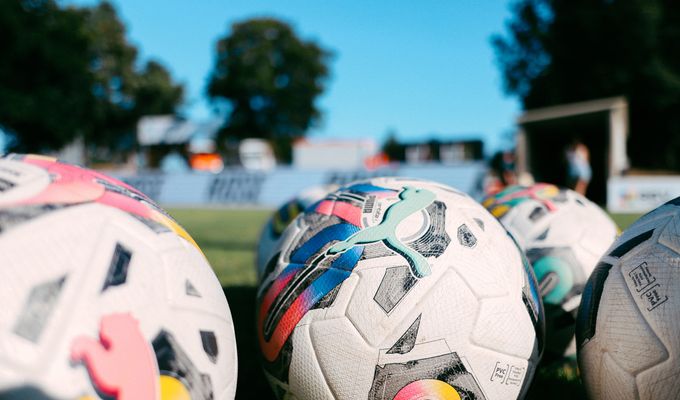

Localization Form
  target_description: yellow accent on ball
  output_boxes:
[25,154,58,162]
[160,375,191,400]
[429,380,462,400]
[152,210,201,251]
[492,204,510,218]
[537,184,559,198]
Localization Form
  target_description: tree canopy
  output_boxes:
[493,0,680,170]
[0,0,92,152]
[0,0,183,156]
[207,18,332,162]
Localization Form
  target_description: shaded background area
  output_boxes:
[223,285,275,399]
[523,112,609,204]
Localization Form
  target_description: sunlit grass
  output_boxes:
[168,208,270,287]
[610,213,641,231]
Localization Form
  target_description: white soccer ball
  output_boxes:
[482,183,618,360]
[257,177,544,400]
[256,184,337,280]
[0,155,237,399]
[577,198,680,400]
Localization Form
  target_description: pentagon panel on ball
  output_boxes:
[577,197,680,400]
[482,183,618,360]
[256,184,338,281]
[0,155,237,400]
[256,177,544,400]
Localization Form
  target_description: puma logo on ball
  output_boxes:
[71,313,158,400]
[328,186,436,278]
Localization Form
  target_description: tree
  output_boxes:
[0,0,183,157]
[207,18,332,162]
[82,2,183,157]
[133,60,184,118]
[493,0,680,170]
[382,131,405,162]
[0,0,92,152]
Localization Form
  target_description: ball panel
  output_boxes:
[638,362,680,400]
[309,318,377,399]
[597,352,638,400]
[290,324,336,400]
[657,212,680,256]
[472,296,536,359]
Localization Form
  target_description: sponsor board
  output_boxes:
[608,176,680,213]
[113,163,486,207]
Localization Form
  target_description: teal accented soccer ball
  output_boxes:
[257,177,544,400]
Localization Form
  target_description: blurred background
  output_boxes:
[2,0,679,211]
[2,0,679,398]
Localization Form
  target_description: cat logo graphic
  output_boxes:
[71,313,191,400]
[329,186,436,278]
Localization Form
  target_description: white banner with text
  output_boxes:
[115,162,487,208]
[607,176,680,213]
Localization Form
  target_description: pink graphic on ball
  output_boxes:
[18,155,199,249]
[394,379,461,400]
[70,313,158,400]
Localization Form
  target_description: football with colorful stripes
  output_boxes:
[0,155,237,399]
[577,198,680,400]
[256,177,544,400]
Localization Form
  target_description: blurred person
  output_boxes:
[485,150,518,194]
[566,139,591,195]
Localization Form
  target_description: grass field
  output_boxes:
[168,208,641,400]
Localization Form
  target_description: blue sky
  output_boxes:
[65,0,520,153]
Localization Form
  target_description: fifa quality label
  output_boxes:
[626,262,669,312]
[490,362,524,386]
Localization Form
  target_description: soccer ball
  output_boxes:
[257,177,544,400]
[482,183,618,360]
[0,155,237,399]
[577,198,680,400]
[256,184,337,280]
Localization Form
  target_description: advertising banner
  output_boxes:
[607,176,680,213]
[114,162,486,208]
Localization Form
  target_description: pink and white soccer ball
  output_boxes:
[0,155,237,399]
[577,197,680,400]
[257,177,544,400]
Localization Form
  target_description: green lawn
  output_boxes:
[168,208,641,400]
[610,213,641,232]
[169,208,270,287]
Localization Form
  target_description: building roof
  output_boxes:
[137,115,221,146]
[518,97,627,124]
